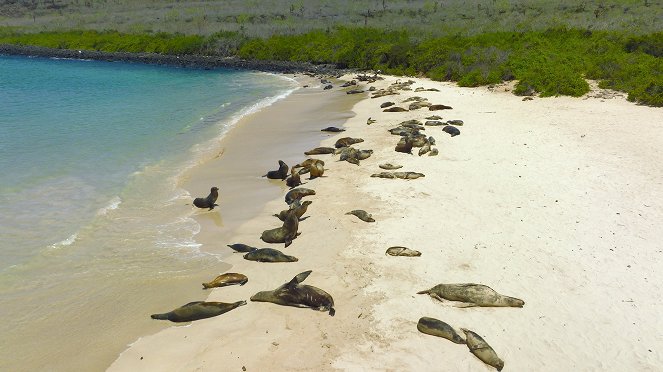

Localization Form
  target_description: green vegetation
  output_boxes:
[0,1,661,106]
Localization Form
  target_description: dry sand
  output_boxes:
[109,75,663,371]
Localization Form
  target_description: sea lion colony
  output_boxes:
[154,75,523,371]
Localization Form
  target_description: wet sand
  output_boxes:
[110,75,663,371]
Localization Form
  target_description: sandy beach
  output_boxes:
[109,74,663,371]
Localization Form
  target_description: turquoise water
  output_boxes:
[0,55,296,371]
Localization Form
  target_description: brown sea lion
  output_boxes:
[309,161,325,178]
[335,137,364,148]
[366,117,377,125]
[418,144,431,156]
[428,148,439,156]
[379,163,403,170]
[263,160,289,180]
[193,187,219,210]
[345,210,375,222]
[260,209,299,247]
[442,125,461,137]
[429,104,453,110]
[274,200,312,221]
[227,243,259,253]
[243,248,298,263]
[321,127,345,132]
[151,300,246,322]
[371,172,425,179]
[426,115,443,120]
[447,119,464,126]
[417,317,466,344]
[304,147,336,155]
[285,187,316,205]
[461,328,505,371]
[417,283,525,308]
[294,159,325,175]
[386,246,422,256]
[408,101,432,110]
[286,168,303,189]
[383,106,408,112]
[395,137,413,154]
[202,273,248,289]
[250,270,335,316]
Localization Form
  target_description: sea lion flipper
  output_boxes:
[416,289,431,294]
[453,302,478,308]
[288,270,313,287]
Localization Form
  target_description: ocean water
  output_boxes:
[0,55,296,371]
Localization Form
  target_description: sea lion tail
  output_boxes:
[202,283,211,289]
[236,300,248,307]
[150,313,169,320]
[416,289,431,295]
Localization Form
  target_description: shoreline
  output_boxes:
[113,74,663,370]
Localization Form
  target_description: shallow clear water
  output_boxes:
[0,55,296,371]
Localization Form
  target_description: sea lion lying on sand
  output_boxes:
[442,125,461,137]
[346,210,375,222]
[371,172,425,179]
[243,248,298,263]
[309,161,325,178]
[263,160,289,180]
[151,300,246,322]
[285,188,316,205]
[202,273,248,289]
[321,126,345,132]
[193,187,219,210]
[261,209,299,247]
[379,163,403,170]
[417,283,525,307]
[383,106,408,112]
[251,270,335,316]
[227,243,259,253]
[274,200,312,221]
[335,137,364,148]
[462,328,505,371]
[417,317,466,344]
[304,147,336,155]
[386,246,421,256]
[429,104,453,110]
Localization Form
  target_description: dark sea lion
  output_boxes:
[417,283,525,307]
[461,328,505,371]
[250,270,335,316]
[227,243,259,253]
[193,187,219,210]
[243,248,298,263]
[383,106,408,112]
[417,317,466,344]
[366,117,377,125]
[323,84,333,90]
[321,127,345,132]
[286,168,303,189]
[429,104,453,110]
[442,125,461,137]
[428,136,436,145]
[346,89,364,94]
[202,273,248,289]
[260,209,299,247]
[151,300,246,322]
[380,101,395,108]
[285,187,316,205]
[379,163,402,170]
[263,160,289,180]
[274,200,312,221]
[335,137,365,148]
[345,210,375,222]
[385,246,421,256]
[305,147,336,155]
[395,137,413,154]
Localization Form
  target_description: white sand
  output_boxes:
[109,75,663,371]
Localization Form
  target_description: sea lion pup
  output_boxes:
[193,187,219,210]
[243,248,298,263]
[379,163,403,170]
[202,273,248,289]
[321,126,345,132]
[461,328,505,371]
[227,243,259,253]
[417,283,525,307]
[285,187,316,205]
[346,210,375,222]
[263,160,289,180]
[274,200,312,221]
[428,148,439,156]
[285,168,303,189]
[386,246,422,256]
[261,209,299,247]
[442,125,461,137]
[417,317,466,344]
[335,137,364,148]
[250,270,335,316]
[150,300,246,322]
[304,147,335,155]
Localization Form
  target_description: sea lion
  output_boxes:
[286,168,303,189]
[380,102,395,108]
[417,283,525,307]
[383,106,408,112]
[447,119,464,126]
[227,243,259,253]
[345,210,375,222]
[193,187,219,210]
[321,127,345,132]
[285,187,316,205]
[260,209,299,247]
[429,104,453,110]
[263,160,289,180]
[417,317,466,344]
[418,144,431,156]
[202,273,248,289]
[304,147,336,155]
[294,159,325,174]
[323,84,333,90]
[442,125,461,137]
[250,270,335,316]
[395,137,413,154]
[425,120,444,126]
[408,101,432,110]
[428,136,436,145]
[385,246,422,256]
[426,115,443,120]
[243,248,298,263]
[151,300,246,322]
[371,172,425,179]
[274,200,312,221]
[346,89,364,94]
[461,328,505,371]
[366,117,377,125]
[335,137,364,148]
[309,161,325,178]
[428,148,439,156]
[379,163,402,170]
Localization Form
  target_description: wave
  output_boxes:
[96,196,122,216]
[49,233,78,249]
